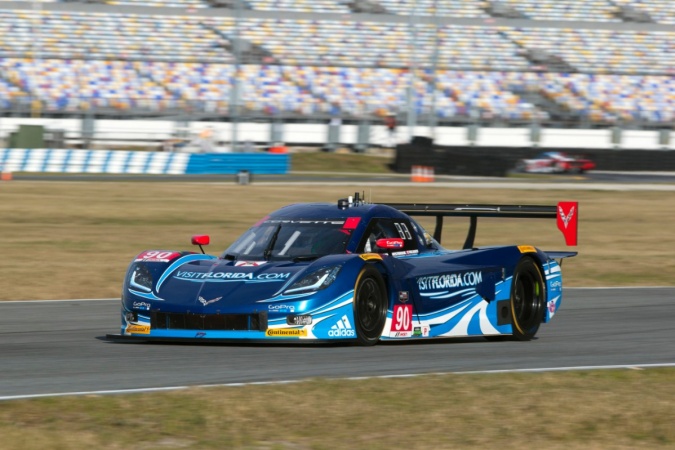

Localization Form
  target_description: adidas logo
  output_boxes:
[328,315,356,337]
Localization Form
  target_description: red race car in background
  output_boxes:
[516,151,596,174]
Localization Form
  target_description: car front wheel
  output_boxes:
[353,265,387,346]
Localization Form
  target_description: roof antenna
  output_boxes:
[354,192,360,204]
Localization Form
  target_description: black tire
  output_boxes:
[353,265,388,346]
[510,257,546,341]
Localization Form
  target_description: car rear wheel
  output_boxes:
[353,265,387,346]
[510,257,545,341]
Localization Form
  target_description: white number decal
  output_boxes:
[393,304,412,331]
[393,223,412,240]
[144,251,174,259]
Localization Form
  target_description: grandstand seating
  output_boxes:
[1,0,673,25]
[614,0,675,24]
[504,28,674,75]
[0,0,672,25]
[375,0,487,18]
[106,0,210,8]
[0,1,673,126]
[498,0,619,22]
[246,0,351,14]
[0,10,233,63]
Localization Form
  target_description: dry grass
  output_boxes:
[1,173,674,449]
[1,370,674,449]
[1,182,674,300]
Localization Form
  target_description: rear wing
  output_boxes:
[384,201,578,249]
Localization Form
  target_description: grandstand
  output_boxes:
[0,0,673,134]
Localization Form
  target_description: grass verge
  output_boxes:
[1,182,674,300]
[2,370,674,449]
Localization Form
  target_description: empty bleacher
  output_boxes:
[0,0,673,127]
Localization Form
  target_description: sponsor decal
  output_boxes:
[518,245,537,253]
[413,325,430,337]
[417,271,483,291]
[126,324,150,335]
[132,301,151,310]
[198,296,222,306]
[383,239,404,248]
[135,250,180,262]
[175,271,291,283]
[389,331,412,338]
[391,249,419,256]
[549,280,562,292]
[235,261,267,267]
[195,332,207,338]
[398,291,409,303]
[265,328,308,337]
[547,300,557,315]
[268,304,295,313]
[328,315,356,337]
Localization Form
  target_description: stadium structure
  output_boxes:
[0,0,673,155]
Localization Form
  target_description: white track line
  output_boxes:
[2,363,674,402]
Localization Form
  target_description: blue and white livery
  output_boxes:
[108,194,578,345]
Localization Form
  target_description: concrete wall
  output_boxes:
[0,118,672,150]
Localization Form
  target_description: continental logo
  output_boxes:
[265,328,308,338]
[126,324,150,335]
[518,245,537,253]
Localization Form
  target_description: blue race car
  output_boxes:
[108,194,578,346]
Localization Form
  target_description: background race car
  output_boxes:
[516,151,596,174]
[108,194,578,346]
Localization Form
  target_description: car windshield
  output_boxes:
[222,220,352,261]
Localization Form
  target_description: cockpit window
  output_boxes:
[358,218,419,253]
[222,220,352,261]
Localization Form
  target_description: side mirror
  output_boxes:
[191,235,210,254]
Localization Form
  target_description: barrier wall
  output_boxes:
[0,149,289,175]
[0,118,673,150]
[394,144,675,177]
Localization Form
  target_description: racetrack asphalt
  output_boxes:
[11,170,675,190]
[1,287,674,400]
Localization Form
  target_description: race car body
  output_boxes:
[516,151,595,174]
[108,195,578,345]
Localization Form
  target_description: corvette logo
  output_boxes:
[558,205,575,229]
[198,296,222,306]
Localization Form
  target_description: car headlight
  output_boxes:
[284,266,341,294]
[129,263,153,292]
